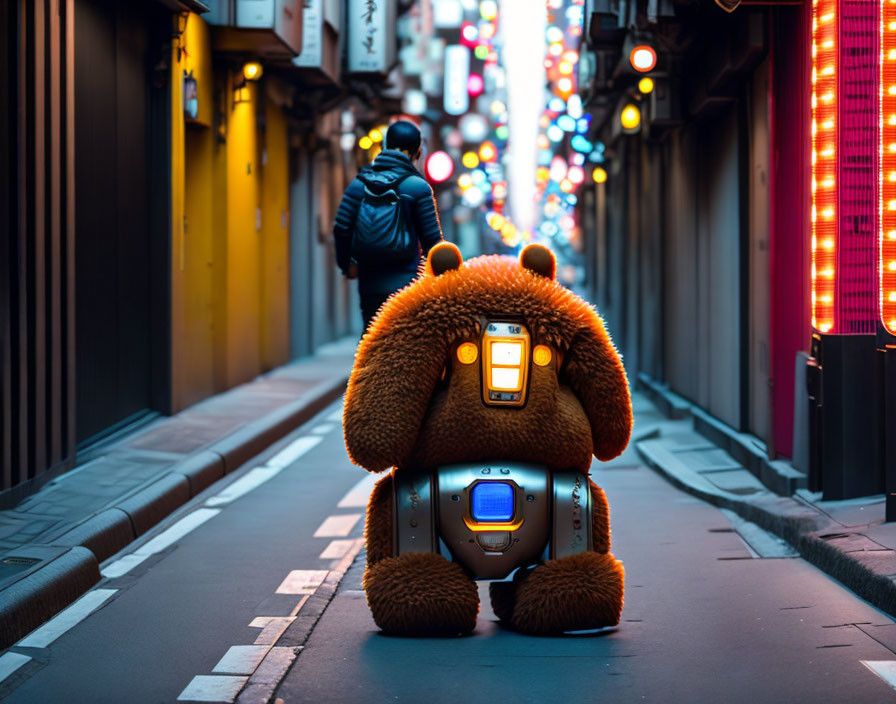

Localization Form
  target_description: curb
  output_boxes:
[637,438,896,623]
[0,546,100,648]
[0,375,348,651]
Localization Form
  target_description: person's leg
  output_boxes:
[360,293,390,331]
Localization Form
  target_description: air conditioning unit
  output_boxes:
[205,0,303,58]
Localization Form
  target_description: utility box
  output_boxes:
[205,0,302,58]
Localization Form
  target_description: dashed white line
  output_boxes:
[212,645,271,675]
[313,513,361,538]
[337,473,378,508]
[275,570,329,595]
[326,409,343,423]
[248,617,295,646]
[0,652,31,684]
[319,539,356,559]
[178,675,249,702]
[863,661,896,691]
[265,435,322,469]
[17,589,117,649]
[206,468,282,507]
[102,508,221,578]
[310,423,335,435]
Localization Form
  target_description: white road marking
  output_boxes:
[17,589,117,648]
[313,513,361,538]
[178,675,248,702]
[236,646,300,704]
[863,661,896,691]
[275,570,329,595]
[326,409,343,422]
[206,468,282,507]
[102,508,221,578]
[250,617,295,646]
[319,539,356,559]
[265,435,322,469]
[101,553,150,579]
[310,423,335,435]
[212,645,271,675]
[337,474,378,508]
[0,652,31,683]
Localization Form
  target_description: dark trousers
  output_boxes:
[361,293,391,331]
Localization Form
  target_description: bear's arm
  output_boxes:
[343,318,447,472]
[561,323,633,462]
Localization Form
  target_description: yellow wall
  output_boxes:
[169,12,291,410]
[171,14,218,411]
[260,91,290,371]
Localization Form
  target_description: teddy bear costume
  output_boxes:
[343,242,633,636]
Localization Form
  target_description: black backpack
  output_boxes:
[351,174,418,264]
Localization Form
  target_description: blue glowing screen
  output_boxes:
[471,482,514,522]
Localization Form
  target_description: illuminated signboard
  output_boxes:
[444,44,470,116]
[347,0,396,73]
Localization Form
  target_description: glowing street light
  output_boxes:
[630,45,657,73]
[425,151,454,183]
[638,77,655,94]
[620,104,641,131]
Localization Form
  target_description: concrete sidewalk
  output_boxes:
[0,338,357,649]
[633,390,896,622]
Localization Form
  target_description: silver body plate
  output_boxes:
[393,473,436,555]
[551,472,592,558]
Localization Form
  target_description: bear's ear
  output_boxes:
[426,242,463,276]
[520,243,556,280]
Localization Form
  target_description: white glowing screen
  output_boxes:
[491,342,522,365]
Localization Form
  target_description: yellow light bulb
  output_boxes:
[462,152,479,169]
[243,62,263,81]
[620,104,641,130]
[358,136,373,150]
[369,129,383,143]
[638,77,654,94]
[456,342,479,365]
[592,167,608,184]
[533,345,553,367]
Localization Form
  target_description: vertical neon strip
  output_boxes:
[811,0,837,333]
[883,0,896,335]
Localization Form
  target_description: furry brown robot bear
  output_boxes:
[343,241,632,636]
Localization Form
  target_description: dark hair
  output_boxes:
[385,120,422,154]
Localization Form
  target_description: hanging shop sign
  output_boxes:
[293,0,322,67]
[347,0,396,73]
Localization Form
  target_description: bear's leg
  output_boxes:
[364,473,394,567]
[363,472,479,636]
[503,480,623,635]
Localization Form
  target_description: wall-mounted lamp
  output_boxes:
[233,61,263,105]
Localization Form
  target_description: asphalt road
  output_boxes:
[4,398,896,703]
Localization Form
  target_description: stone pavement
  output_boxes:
[633,387,896,622]
[0,337,358,648]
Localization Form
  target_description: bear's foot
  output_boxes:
[509,552,624,635]
[363,552,479,636]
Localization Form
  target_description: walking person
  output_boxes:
[334,119,444,330]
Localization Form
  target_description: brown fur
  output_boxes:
[348,247,631,636]
[344,253,632,472]
[363,552,479,636]
[510,552,624,634]
[365,473,394,566]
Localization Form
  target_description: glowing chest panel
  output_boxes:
[482,322,530,407]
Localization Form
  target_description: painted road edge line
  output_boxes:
[102,508,221,578]
[0,652,32,686]
[265,435,323,469]
[17,589,117,649]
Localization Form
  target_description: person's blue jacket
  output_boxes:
[333,149,443,295]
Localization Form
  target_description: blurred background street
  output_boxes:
[5,0,896,701]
